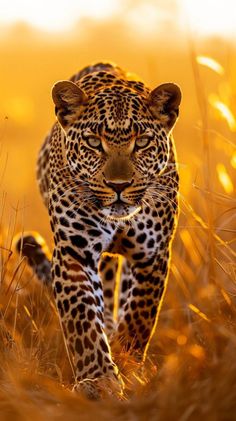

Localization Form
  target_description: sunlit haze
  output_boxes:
[0,0,122,31]
[179,0,236,37]
[1,0,236,37]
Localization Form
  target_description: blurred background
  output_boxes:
[0,0,235,246]
[0,3,236,414]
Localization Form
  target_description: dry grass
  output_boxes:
[0,35,236,420]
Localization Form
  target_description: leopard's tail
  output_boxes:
[14,232,52,285]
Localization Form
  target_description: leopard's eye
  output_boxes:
[86,136,101,149]
[135,136,151,149]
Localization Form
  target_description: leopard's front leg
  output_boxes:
[51,219,123,399]
[116,247,170,357]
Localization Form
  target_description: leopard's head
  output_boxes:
[52,72,181,221]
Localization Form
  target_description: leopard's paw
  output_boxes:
[73,374,124,400]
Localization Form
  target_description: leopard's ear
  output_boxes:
[148,83,181,130]
[52,81,88,129]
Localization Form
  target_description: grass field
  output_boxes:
[0,13,236,420]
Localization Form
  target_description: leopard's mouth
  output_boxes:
[101,203,142,222]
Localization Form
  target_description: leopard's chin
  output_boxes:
[102,204,142,222]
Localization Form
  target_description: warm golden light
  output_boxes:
[179,0,236,37]
[216,163,234,194]
[196,56,224,75]
[1,0,236,37]
[209,94,236,131]
[188,344,205,360]
[0,0,236,415]
[0,0,121,31]
[231,152,236,169]
[180,229,201,266]
[126,3,161,36]
[188,304,210,323]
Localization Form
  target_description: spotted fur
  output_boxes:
[17,62,181,398]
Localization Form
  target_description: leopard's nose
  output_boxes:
[105,180,132,193]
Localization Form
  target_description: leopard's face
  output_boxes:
[52,74,181,221]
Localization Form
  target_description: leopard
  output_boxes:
[15,62,181,399]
